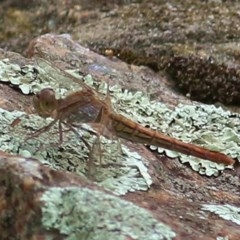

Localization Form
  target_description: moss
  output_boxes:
[0,8,34,42]
[98,45,240,106]
[41,187,176,240]
[164,54,240,105]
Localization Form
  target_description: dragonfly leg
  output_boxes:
[62,122,92,151]
[27,118,58,139]
[63,122,102,178]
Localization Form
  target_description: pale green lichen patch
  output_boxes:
[1,58,239,177]
[41,187,176,240]
[100,83,239,176]
[216,236,229,240]
[0,58,85,96]
[0,59,37,94]
[202,204,240,226]
[81,80,239,177]
[0,108,152,195]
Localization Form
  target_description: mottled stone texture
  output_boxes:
[0,155,65,239]
[0,155,175,240]
[1,0,240,237]
[0,33,239,240]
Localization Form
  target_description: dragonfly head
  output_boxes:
[33,88,58,118]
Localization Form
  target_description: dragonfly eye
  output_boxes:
[33,88,58,118]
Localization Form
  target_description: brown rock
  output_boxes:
[0,33,239,239]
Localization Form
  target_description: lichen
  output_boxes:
[99,43,240,105]
[0,58,239,179]
[216,236,229,240]
[41,187,176,240]
[202,204,240,226]
[0,108,152,195]
[0,58,84,96]
[100,83,239,176]
[0,59,37,94]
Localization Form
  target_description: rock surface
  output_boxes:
[0,1,240,239]
[0,33,239,240]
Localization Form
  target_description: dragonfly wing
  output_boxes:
[35,57,95,92]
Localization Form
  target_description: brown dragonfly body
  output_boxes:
[33,62,235,166]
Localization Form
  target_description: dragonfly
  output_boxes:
[32,58,235,167]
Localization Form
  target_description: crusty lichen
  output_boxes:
[0,107,152,195]
[216,236,229,240]
[202,204,240,226]
[0,59,153,196]
[0,58,84,95]
[0,59,37,94]
[102,83,240,176]
[41,187,176,240]
[0,58,239,182]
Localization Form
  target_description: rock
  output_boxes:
[0,30,239,240]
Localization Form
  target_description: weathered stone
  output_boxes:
[0,154,175,240]
[1,0,240,238]
[0,33,238,240]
